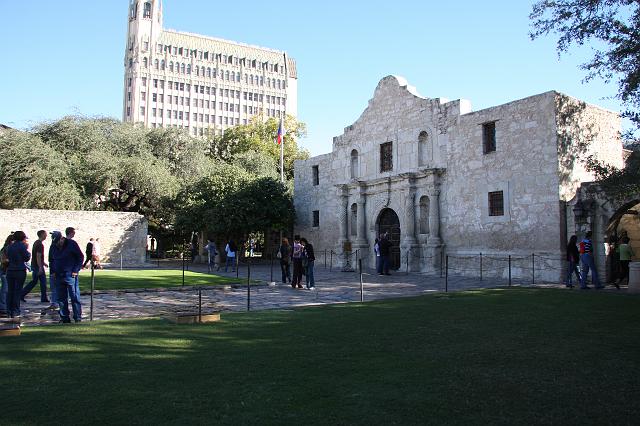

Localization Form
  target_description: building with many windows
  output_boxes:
[293,75,625,282]
[123,0,297,136]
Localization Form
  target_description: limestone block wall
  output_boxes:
[441,91,562,257]
[555,93,623,202]
[0,209,148,265]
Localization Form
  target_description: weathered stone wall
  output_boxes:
[294,76,623,282]
[0,209,148,265]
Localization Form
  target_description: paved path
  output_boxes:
[11,261,613,326]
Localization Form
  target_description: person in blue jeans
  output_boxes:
[21,229,49,303]
[45,230,63,312]
[56,227,84,323]
[579,231,602,289]
[224,240,237,272]
[301,238,315,289]
[6,231,31,321]
[0,234,15,316]
[565,235,581,288]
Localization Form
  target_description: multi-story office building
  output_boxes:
[123,0,297,136]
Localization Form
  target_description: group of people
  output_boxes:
[82,238,102,269]
[278,235,315,289]
[565,231,635,289]
[203,239,239,273]
[0,227,86,324]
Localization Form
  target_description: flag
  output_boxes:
[275,118,285,145]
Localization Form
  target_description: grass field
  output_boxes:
[2,288,640,425]
[80,269,244,290]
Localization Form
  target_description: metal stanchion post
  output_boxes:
[247,258,251,311]
[359,259,364,302]
[198,286,202,323]
[270,252,274,282]
[90,261,95,321]
[532,253,535,285]
[440,251,444,278]
[508,255,512,287]
[324,249,327,268]
[182,252,185,287]
[480,252,483,281]
[330,251,333,272]
[236,256,239,279]
[120,253,123,271]
[445,255,449,292]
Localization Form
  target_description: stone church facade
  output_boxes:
[293,75,624,281]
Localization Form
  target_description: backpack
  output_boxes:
[0,247,8,272]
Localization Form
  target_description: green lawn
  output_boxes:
[2,289,640,425]
[80,269,244,290]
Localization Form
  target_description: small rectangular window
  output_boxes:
[483,121,496,154]
[380,141,393,172]
[312,165,319,186]
[488,191,504,216]
[312,210,320,227]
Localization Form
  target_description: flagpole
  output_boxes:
[280,120,284,183]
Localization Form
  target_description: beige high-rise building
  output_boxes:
[123,0,298,136]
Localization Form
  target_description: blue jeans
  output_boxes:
[6,269,27,317]
[306,261,315,288]
[21,268,48,301]
[580,254,600,288]
[376,256,381,274]
[0,271,8,312]
[280,261,291,283]
[565,259,581,285]
[57,272,82,321]
[49,273,59,307]
[380,255,390,274]
[225,256,236,272]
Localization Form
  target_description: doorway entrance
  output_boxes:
[377,208,401,270]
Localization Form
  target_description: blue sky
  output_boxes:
[0,0,624,156]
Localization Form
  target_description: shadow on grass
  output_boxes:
[2,288,640,424]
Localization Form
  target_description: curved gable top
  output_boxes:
[374,75,425,100]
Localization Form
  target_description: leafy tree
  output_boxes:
[0,129,84,209]
[230,151,279,179]
[530,0,640,199]
[208,114,309,180]
[530,0,640,131]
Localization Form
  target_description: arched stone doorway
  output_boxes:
[377,208,401,270]
[606,200,640,282]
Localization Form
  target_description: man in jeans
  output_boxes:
[56,227,84,323]
[21,229,49,303]
[579,231,603,290]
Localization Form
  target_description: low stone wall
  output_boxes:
[0,209,148,265]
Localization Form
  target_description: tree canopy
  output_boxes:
[0,114,305,239]
[530,0,640,199]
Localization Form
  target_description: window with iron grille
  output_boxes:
[312,165,319,186]
[483,121,496,154]
[312,210,320,227]
[488,191,504,216]
[380,141,393,172]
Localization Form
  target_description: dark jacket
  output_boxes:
[7,241,31,271]
[49,239,63,274]
[279,244,291,264]
[566,243,579,262]
[378,238,392,256]
[304,243,315,262]
[57,239,84,274]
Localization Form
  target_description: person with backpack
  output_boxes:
[291,235,304,289]
[0,234,14,317]
[278,237,292,284]
[224,239,237,272]
[301,237,316,290]
[579,231,602,290]
[5,231,31,321]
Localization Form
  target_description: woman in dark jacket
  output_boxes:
[301,238,316,290]
[565,235,581,288]
[279,238,292,284]
[6,231,31,320]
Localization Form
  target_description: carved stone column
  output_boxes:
[337,185,350,245]
[425,188,442,274]
[401,182,419,272]
[427,188,441,246]
[356,185,367,246]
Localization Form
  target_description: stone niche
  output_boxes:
[0,209,148,265]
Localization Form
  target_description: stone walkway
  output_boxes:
[12,261,616,326]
